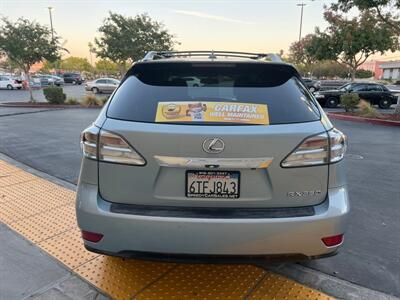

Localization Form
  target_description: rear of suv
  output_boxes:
[76,51,349,260]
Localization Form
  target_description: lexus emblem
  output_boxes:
[202,138,225,154]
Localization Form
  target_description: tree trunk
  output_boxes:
[25,67,34,102]
[350,67,356,82]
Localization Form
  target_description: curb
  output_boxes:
[327,112,400,127]
[0,102,102,109]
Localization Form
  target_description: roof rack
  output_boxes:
[142,51,282,62]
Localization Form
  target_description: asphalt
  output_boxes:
[0,106,399,297]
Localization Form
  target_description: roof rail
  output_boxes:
[142,51,283,62]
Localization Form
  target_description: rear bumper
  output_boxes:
[76,184,349,258]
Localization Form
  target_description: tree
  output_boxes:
[95,59,119,75]
[288,34,318,66]
[93,12,176,75]
[305,10,399,81]
[60,56,92,72]
[0,18,65,101]
[355,69,374,78]
[332,0,400,33]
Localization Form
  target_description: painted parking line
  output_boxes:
[0,160,333,300]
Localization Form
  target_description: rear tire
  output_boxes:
[92,87,99,94]
[326,97,339,108]
[378,98,391,109]
[6,84,13,90]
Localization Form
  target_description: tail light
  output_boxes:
[281,128,347,167]
[80,126,145,165]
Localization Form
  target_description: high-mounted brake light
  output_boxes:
[281,128,347,167]
[80,127,145,165]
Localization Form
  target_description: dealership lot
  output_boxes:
[0,106,398,297]
[0,84,104,103]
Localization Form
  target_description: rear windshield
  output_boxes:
[107,62,320,125]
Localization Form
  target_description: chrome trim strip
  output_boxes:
[154,155,274,169]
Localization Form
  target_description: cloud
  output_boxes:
[171,9,255,25]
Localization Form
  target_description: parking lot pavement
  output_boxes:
[0,84,105,102]
[0,107,399,296]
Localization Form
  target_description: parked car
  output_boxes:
[77,51,349,261]
[62,72,83,85]
[85,78,120,94]
[38,75,64,86]
[302,78,321,92]
[314,82,397,108]
[0,75,23,90]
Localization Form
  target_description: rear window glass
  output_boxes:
[107,62,320,125]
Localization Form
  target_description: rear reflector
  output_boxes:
[322,234,343,247]
[81,230,103,243]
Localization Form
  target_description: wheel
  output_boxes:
[17,87,22,90]
[309,86,316,93]
[326,97,339,108]
[378,98,391,109]
[72,80,76,85]
[6,84,13,90]
[92,87,99,94]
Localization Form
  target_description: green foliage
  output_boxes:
[93,12,177,70]
[313,61,350,78]
[83,94,100,106]
[65,97,79,105]
[288,34,318,66]
[341,93,360,112]
[43,86,66,104]
[0,18,64,71]
[60,56,92,72]
[332,0,400,34]
[95,59,120,75]
[355,69,374,78]
[0,17,65,101]
[304,10,399,80]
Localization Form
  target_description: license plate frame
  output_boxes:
[185,170,240,199]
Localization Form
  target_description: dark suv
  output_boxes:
[62,72,83,85]
[314,83,397,109]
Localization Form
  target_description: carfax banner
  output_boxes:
[155,101,269,125]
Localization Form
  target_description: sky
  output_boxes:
[1,0,400,62]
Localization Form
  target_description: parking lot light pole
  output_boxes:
[297,3,306,42]
[48,7,54,41]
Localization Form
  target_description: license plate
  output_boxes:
[186,171,240,198]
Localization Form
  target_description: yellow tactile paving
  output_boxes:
[135,264,265,300]
[0,160,334,300]
[0,170,37,188]
[10,203,76,243]
[75,256,175,299]
[39,227,100,269]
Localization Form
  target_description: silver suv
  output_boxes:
[77,51,349,260]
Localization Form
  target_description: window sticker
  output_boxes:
[155,101,269,125]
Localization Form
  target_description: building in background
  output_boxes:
[358,60,384,79]
[380,61,400,81]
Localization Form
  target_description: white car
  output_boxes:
[0,75,23,90]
